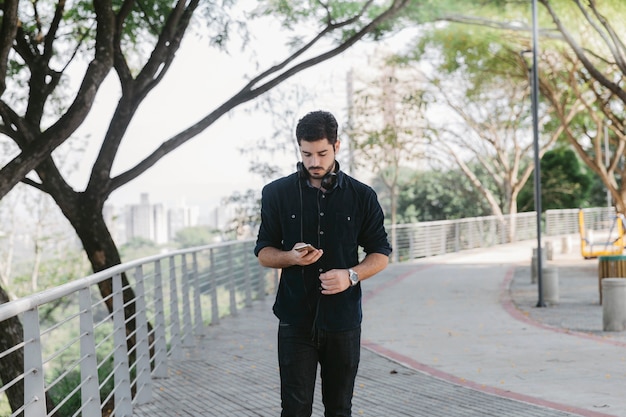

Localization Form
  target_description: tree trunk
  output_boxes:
[0,285,58,416]
[35,158,142,348]
[0,284,25,414]
[53,193,157,414]
[50,188,156,402]
[59,195,144,355]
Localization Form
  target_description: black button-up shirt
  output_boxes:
[254,170,392,331]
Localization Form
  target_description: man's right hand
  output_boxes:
[291,243,323,266]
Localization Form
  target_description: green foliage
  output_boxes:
[0,397,9,416]
[379,167,493,222]
[518,147,595,211]
[586,170,614,209]
[253,0,436,45]
[40,249,90,286]
[410,22,528,96]
[47,355,116,416]
[221,189,261,238]
[11,250,91,299]
[174,226,220,248]
[119,237,160,262]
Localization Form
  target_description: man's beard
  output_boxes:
[307,162,335,179]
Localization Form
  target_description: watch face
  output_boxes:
[349,270,358,285]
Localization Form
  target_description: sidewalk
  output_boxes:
[133,239,626,417]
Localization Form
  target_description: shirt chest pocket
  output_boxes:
[335,212,358,244]
[283,212,303,248]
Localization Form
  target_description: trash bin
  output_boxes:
[598,255,626,304]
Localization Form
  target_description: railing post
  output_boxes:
[228,245,237,316]
[181,254,193,347]
[391,224,399,263]
[478,221,485,247]
[152,260,168,378]
[192,252,204,336]
[169,256,182,360]
[244,246,252,307]
[23,308,46,417]
[78,288,102,416]
[440,225,446,255]
[112,274,132,416]
[133,265,153,404]
[256,248,266,300]
[210,248,220,325]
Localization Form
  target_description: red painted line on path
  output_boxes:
[499,266,626,348]
[361,339,617,417]
[362,262,620,417]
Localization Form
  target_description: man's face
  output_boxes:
[300,138,339,180]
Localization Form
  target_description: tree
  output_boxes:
[433,1,626,213]
[221,189,261,239]
[391,167,493,222]
[0,1,418,412]
[404,25,564,240]
[348,54,429,255]
[0,184,88,299]
[518,147,593,211]
[536,1,626,213]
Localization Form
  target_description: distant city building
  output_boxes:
[208,204,236,231]
[167,201,200,241]
[124,193,164,244]
[121,193,200,245]
[153,203,168,244]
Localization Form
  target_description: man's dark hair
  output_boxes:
[296,110,338,145]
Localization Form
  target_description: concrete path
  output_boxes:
[133,239,626,417]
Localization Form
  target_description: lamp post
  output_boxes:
[604,122,611,208]
[521,1,545,307]
[530,0,546,307]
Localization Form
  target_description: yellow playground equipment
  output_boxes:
[578,209,625,258]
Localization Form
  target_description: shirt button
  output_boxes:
[320,231,324,235]
[291,214,295,219]
[319,268,323,273]
[320,212,324,216]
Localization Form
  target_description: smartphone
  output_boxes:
[294,243,314,252]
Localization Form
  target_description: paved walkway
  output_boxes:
[133,238,626,417]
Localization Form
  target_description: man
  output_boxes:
[254,110,392,417]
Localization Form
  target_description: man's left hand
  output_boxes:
[319,269,350,295]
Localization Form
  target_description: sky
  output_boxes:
[50,3,421,226]
[66,19,371,217]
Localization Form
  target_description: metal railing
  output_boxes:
[0,207,611,416]
[0,240,273,417]
[545,206,615,237]
[389,212,538,261]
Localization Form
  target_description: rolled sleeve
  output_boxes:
[254,183,282,257]
[359,190,392,256]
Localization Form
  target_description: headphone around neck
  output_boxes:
[297,161,340,191]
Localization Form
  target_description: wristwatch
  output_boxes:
[348,268,359,287]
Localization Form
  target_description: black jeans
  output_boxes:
[278,323,361,417]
